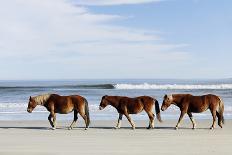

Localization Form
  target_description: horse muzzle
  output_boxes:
[161,106,166,111]
[27,108,32,113]
[99,106,104,110]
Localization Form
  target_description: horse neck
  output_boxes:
[35,100,46,106]
[39,100,47,106]
[172,94,184,106]
[34,94,51,106]
[106,96,119,108]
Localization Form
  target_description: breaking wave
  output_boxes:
[114,83,232,90]
[1,83,232,90]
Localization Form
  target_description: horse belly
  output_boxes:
[55,103,74,114]
[189,103,208,113]
[128,104,143,114]
[59,108,73,114]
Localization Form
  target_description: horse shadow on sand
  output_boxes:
[0,126,215,131]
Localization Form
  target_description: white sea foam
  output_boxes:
[0,102,27,108]
[114,83,232,90]
[0,102,231,120]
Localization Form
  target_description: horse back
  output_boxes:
[183,94,220,112]
[119,96,154,114]
[48,94,84,114]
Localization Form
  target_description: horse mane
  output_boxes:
[168,94,173,100]
[33,94,51,105]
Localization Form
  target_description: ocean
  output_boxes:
[0,79,232,121]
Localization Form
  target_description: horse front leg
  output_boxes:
[69,110,78,130]
[187,112,196,129]
[124,113,135,130]
[48,113,54,128]
[176,111,186,130]
[49,104,56,130]
[115,113,123,129]
[51,112,56,130]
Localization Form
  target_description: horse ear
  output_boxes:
[30,96,34,101]
[102,95,108,99]
[164,94,167,98]
[29,96,31,100]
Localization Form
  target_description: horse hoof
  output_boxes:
[175,127,178,130]
[68,127,72,130]
[147,126,154,129]
[51,127,56,130]
[210,127,214,130]
[114,127,119,129]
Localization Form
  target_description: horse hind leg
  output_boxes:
[210,109,217,130]
[147,112,155,129]
[216,111,223,128]
[69,110,78,130]
[79,111,88,130]
[144,104,155,129]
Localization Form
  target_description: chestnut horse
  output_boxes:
[27,94,90,130]
[161,94,224,130]
[99,95,162,129]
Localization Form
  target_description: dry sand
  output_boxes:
[0,119,231,155]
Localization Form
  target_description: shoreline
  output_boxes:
[0,120,231,155]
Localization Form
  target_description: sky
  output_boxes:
[0,0,231,80]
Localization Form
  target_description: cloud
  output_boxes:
[72,0,162,6]
[0,0,189,79]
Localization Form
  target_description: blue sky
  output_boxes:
[0,0,231,80]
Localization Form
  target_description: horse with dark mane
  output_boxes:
[99,95,162,129]
[161,94,224,130]
[27,94,90,130]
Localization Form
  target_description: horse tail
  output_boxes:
[218,97,225,124]
[154,99,162,122]
[84,98,90,127]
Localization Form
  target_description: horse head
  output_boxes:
[161,94,173,111]
[27,96,37,113]
[99,95,109,110]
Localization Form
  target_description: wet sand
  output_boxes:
[0,119,231,155]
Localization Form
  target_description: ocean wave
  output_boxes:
[0,84,115,90]
[114,83,232,90]
[1,83,232,90]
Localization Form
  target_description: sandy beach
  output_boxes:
[0,119,231,155]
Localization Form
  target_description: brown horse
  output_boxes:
[99,95,162,129]
[161,94,224,130]
[27,94,90,130]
